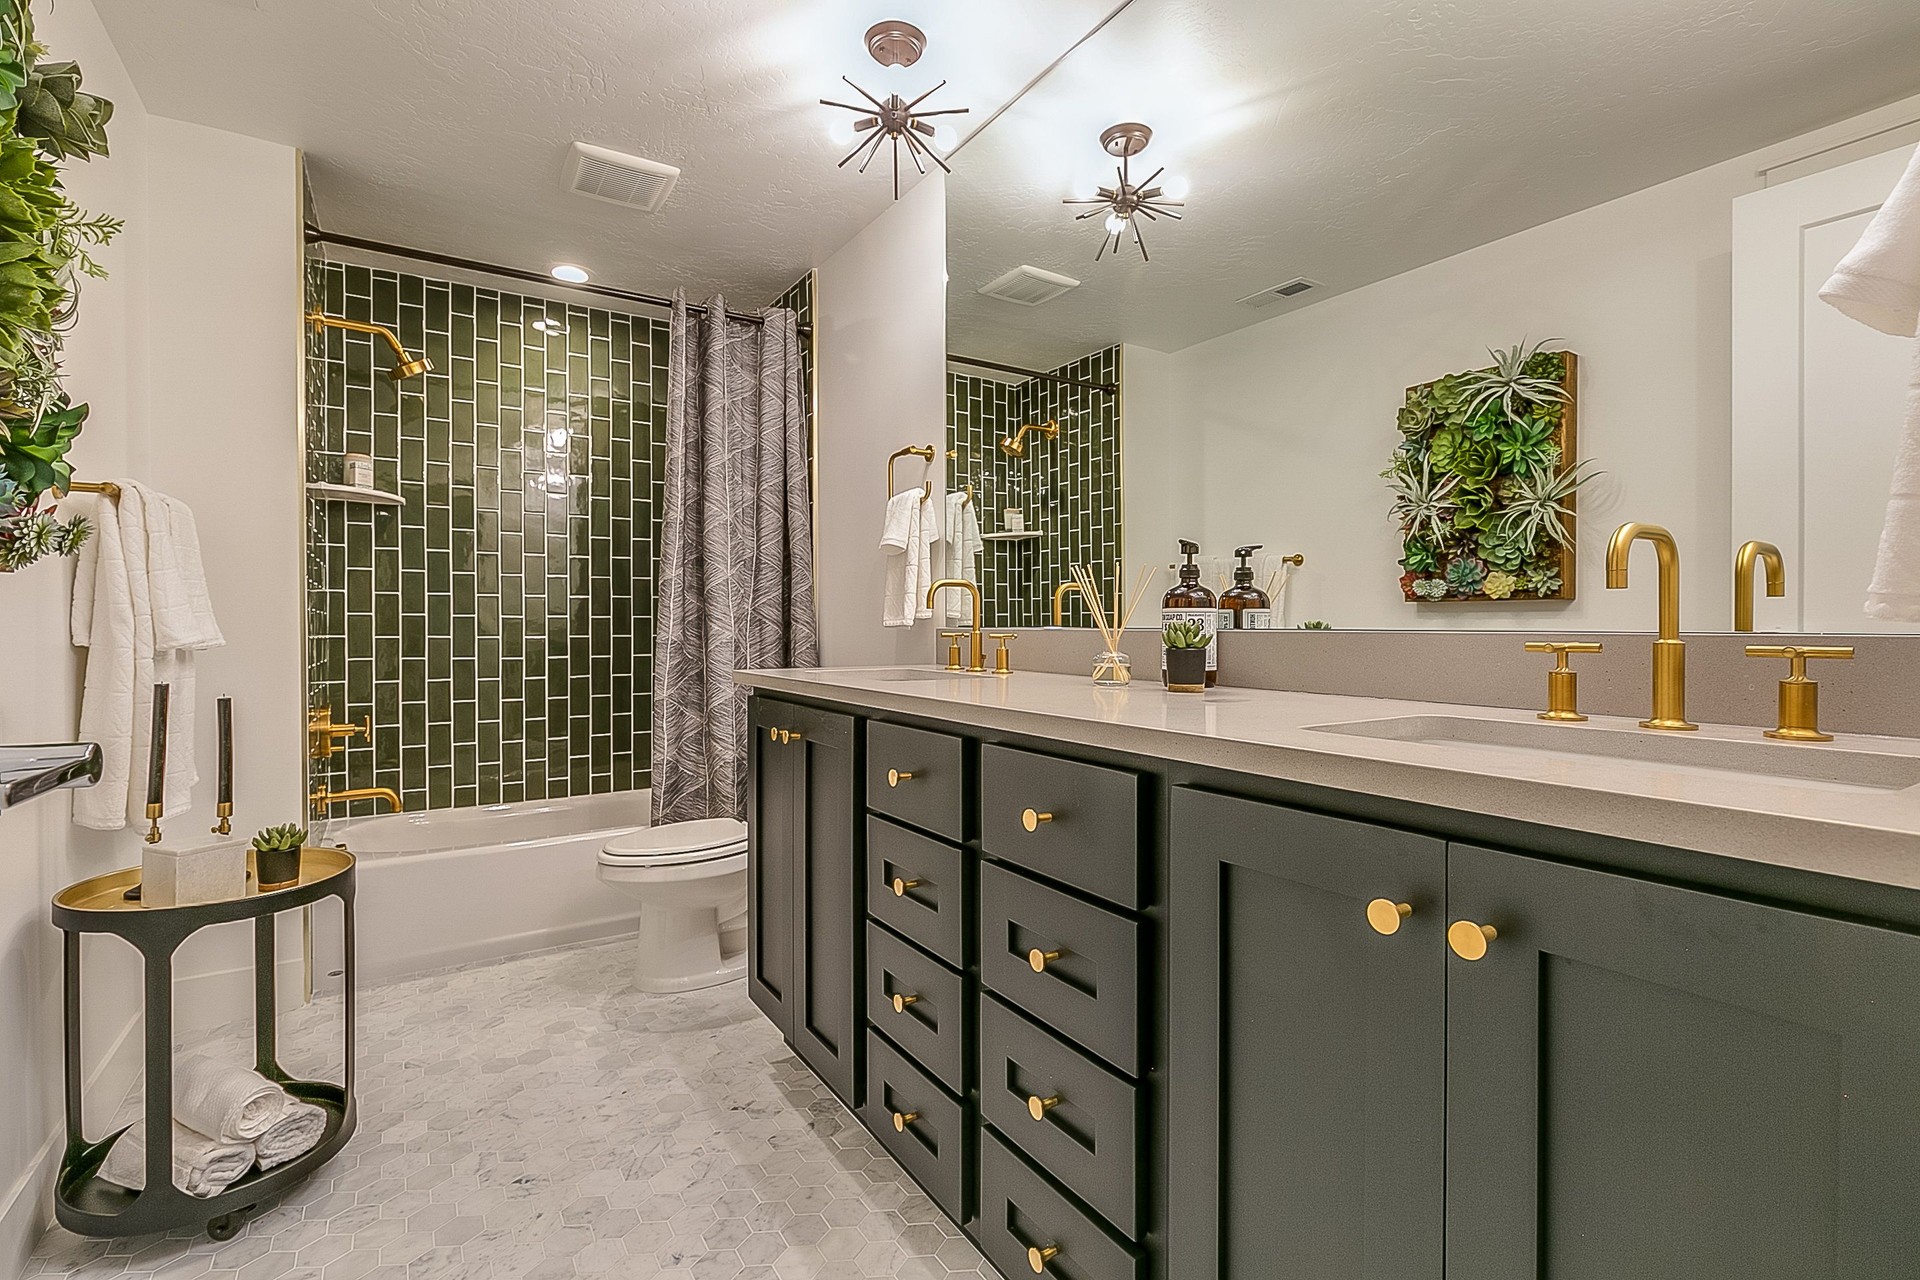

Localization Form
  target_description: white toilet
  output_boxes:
[597,817,749,993]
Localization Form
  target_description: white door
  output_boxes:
[1732,145,1917,632]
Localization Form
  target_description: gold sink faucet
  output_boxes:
[1733,540,1785,632]
[926,579,987,672]
[1605,522,1697,731]
[1052,581,1085,627]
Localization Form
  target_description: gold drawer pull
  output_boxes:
[1027,1094,1060,1121]
[891,993,919,1013]
[888,769,915,787]
[767,726,780,742]
[776,728,804,745]
[891,1109,919,1132]
[1366,899,1413,936]
[1028,1244,1060,1273]
[1021,808,1054,832]
[891,877,921,897]
[1028,948,1063,973]
[1448,920,1499,961]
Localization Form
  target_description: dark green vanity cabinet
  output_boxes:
[747,698,861,1107]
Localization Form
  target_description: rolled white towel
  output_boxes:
[255,1101,328,1170]
[173,1052,288,1141]
[101,1120,254,1198]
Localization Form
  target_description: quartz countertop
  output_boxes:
[734,665,1920,892]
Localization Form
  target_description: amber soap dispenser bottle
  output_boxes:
[1162,539,1219,687]
[1222,545,1274,630]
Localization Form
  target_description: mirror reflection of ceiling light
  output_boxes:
[1063,123,1185,262]
[820,20,969,201]
[550,264,591,283]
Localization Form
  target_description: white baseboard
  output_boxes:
[0,1007,143,1273]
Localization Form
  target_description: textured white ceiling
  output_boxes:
[90,0,1119,306]
[947,0,1920,368]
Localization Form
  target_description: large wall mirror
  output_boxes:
[944,0,1920,634]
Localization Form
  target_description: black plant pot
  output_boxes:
[254,846,302,889]
[1165,647,1207,693]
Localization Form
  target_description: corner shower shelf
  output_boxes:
[306,482,403,507]
[51,850,358,1241]
[981,530,1044,543]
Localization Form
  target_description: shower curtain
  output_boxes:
[653,292,818,824]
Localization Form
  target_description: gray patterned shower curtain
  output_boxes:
[652,293,818,824]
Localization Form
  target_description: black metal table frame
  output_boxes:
[52,858,357,1240]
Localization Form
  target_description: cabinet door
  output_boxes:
[747,699,798,1037]
[1447,842,1920,1280]
[788,703,861,1107]
[1168,788,1446,1280]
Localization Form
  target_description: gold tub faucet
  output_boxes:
[310,783,402,818]
[926,579,987,672]
[1733,540,1786,632]
[1605,522,1697,731]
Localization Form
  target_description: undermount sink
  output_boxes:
[864,668,991,682]
[1305,715,1920,793]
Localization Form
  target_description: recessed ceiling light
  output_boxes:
[550,264,590,284]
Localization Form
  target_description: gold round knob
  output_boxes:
[1027,1094,1060,1121]
[1022,808,1054,832]
[1028,1244,1060,1273]
[888,769,914,787]
[1448,919,1499,961]
[891,1110,919,1133]
[1028,948,1063,973]
[891,877,921,897]
[1366,899,1413,936]
[891,993,919,1014]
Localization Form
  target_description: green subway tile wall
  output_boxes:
[946,347,1122,629]
[304,261,670,815]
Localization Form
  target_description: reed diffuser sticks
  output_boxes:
[1072,562,1156,685]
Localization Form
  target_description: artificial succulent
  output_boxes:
[1162,618,1210,650]
[1456,338,1571,421]
[1482,570,1519,600]
[17,58,112,162]
[1444,556,1488,596]
[1411,577,1448,601]
[251,823,308,854]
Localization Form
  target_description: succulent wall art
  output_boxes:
[0,0,117,572]
[1386,340,1592,604]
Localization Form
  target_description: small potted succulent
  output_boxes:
[251,823,307,889]
[1162,618,1210,693]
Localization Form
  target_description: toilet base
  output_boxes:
[631,902,747,993]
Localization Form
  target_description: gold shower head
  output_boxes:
[307,311,433,381]
[999,435,1026,457]
[999,420,1060,458]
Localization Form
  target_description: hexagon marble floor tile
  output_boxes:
[26,938,1005,1280]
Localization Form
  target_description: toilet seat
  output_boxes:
[599,817,747,868]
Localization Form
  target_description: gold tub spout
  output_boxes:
[926,579,986,672]
[310,783,402,817]
[1733,540,1786,632]
[1605,522,1696,731]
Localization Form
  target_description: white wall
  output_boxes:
[0,4,303,1267]
[813,173,948,666]
[1154,94,1920,633]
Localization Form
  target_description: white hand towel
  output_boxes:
[150,494,224,652]
[939,492,984,626]
[881,491,922,628]
[101,1120,255,1198]
[1821,147,1920,620]
[913,491,940,621]
[254,1100,328,1171]
[172,1053,288,1142]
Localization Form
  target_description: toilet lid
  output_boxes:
[600,817,748,866]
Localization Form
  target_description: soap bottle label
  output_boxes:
[1161,609,1219,672]
[1239,609,1275,631]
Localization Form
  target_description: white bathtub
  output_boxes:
[324,791,650,984]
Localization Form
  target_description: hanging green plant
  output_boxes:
[1387,343,1584,603]
[0,0,117,573]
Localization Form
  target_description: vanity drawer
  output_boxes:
[867,815,966,966]
[866,922,966,1093]
[981,745,1141,909]
[862,1029,969,1224]
[980,995,1142,1238]
[977,1130,1142,1280]
[867,721,967,841]
[980,862,1144,1076]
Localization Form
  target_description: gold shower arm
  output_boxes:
[307,310,433,380]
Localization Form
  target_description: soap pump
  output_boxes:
[1161,539,1219,688]
[1222,545,1273,630]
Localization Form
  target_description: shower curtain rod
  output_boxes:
[305,226,1119,397]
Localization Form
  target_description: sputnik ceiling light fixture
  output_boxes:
[821,20,969,200]
[1064,123,1185,262]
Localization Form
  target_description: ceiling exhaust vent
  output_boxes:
[1237,277,1322,310]
[563,142,680,213]
[978,266,1081,307]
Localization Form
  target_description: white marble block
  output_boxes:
[142,837,247,907]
